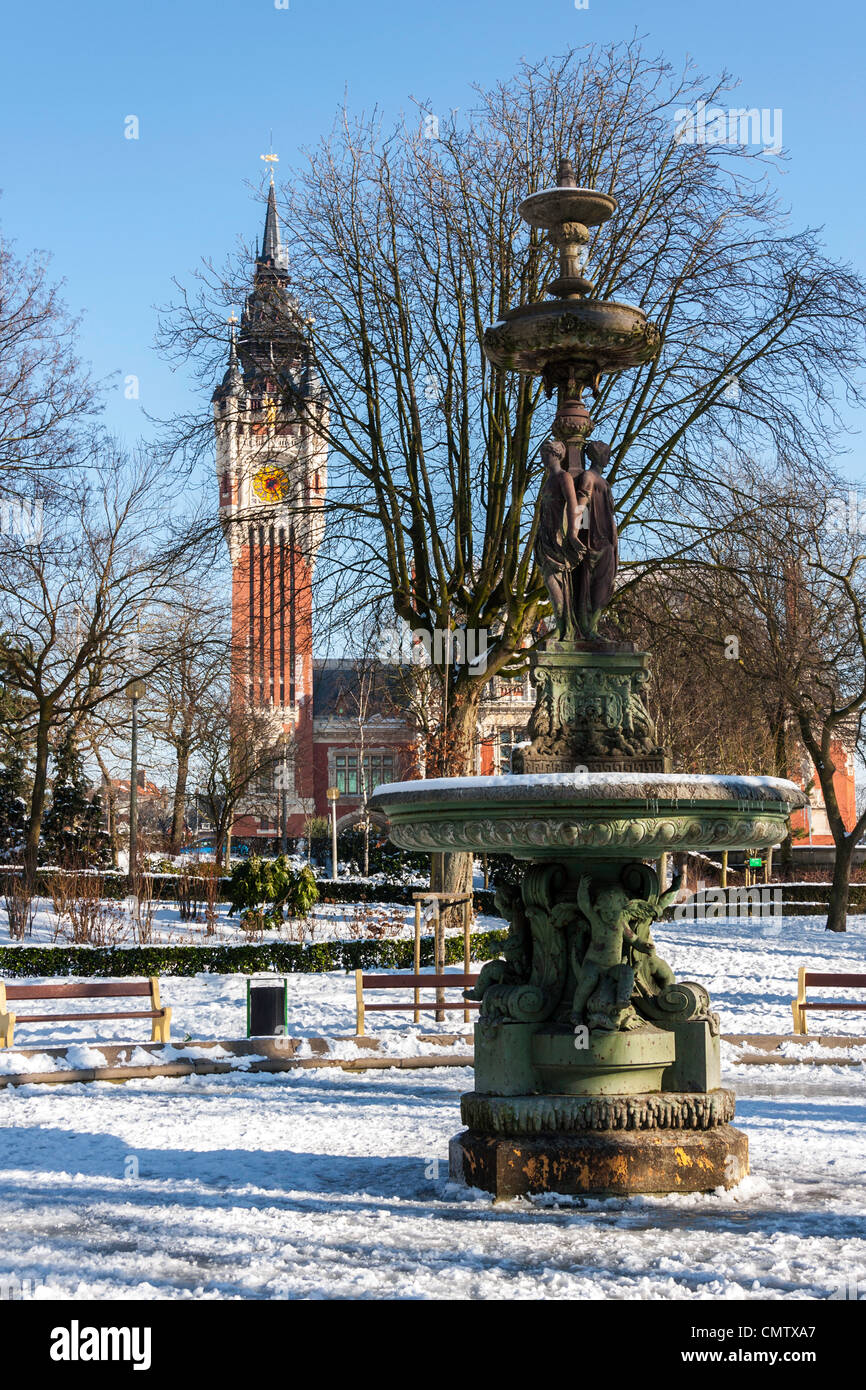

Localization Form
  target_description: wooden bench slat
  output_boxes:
[799,1002,866,1011]
[363,1001,480,1012]
[792,967,866,1035]
[13,1010,165,1024]
[361,974,478,988]
[6,982,152,1000]
[803,974,866,988]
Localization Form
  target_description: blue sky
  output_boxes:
[0,0,863,473]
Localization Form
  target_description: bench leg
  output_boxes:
[151,1008,171,1045]
[0,1012,14,1049]
[355,971,365,1036]
[792,966,807,1035]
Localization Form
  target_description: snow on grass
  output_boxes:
[654,912,866,1036]
[3,910,862,1048]
[0,895,480,949]
[0,910,863,1299]
[0,970,476,1051]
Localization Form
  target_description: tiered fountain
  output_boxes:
[370,158,806,1199]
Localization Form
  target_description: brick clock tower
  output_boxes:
[212,169,327,841]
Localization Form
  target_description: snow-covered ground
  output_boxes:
[0,912,864,1299]
[3,910,865,1047]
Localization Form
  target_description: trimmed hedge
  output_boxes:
[0,928,508,978]
[778,883,866,909]
[317,880,497,915]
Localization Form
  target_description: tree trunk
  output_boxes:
[23,710,52,890]
[169,743,191,855]
[803,728,852,932]
[104,781,119,870]
[826,836,853,932]
[427,690,480,930]
[772,711,794,874]
[430,847,474,901]
[91,746,119,868]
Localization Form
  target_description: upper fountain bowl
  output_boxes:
[369,771,808,861]
[518,186,616,231]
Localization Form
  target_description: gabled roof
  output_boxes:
[313,661,412,721]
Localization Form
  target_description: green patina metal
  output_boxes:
[514,642,669,774]
[376,774,802,861]
[368,153,809,1197]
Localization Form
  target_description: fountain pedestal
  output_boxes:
[449,1123,749,1200]
[452,1017,745,1199]
[515,640,669,774]
[450,912,745,1198]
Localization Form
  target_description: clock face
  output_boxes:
[252,462,290,503]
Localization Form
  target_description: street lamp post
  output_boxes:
[326,786,340,879]
[280,747,289,855]
[126,678,146,876]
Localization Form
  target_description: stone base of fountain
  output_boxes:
[449,1120,749,1200]
[450,1020,746,1199]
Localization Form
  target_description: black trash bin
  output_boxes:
[246,976,289,1037]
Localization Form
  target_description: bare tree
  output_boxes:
[0,444,193,886]
[143,573,231,853]
[614,579,785,777]
[0,230,100,498]
[265,45,865,764]
[637,466,866,930]
[193,688,295,870]
[156,42,866,908]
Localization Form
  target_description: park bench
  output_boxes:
[355,971,479,1035]
[791,967,866,1035]
[0,978,171,1049]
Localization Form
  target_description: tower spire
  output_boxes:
[261,180,282,264]
[259,151,283,267]
[213,311,242,401]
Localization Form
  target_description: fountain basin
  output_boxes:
[483,297,660,378]
[531,1026,675,1095]
[369,771,807,861]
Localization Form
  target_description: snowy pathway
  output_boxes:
[0,912,863,1299]
[0,1062,864,1299]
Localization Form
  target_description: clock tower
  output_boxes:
[212,171,327,839]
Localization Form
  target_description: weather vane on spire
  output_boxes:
[260,149,279,185]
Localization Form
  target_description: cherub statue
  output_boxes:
[628,873,682,1002]
[571,877,653,1031]
[465,883,531,1001]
